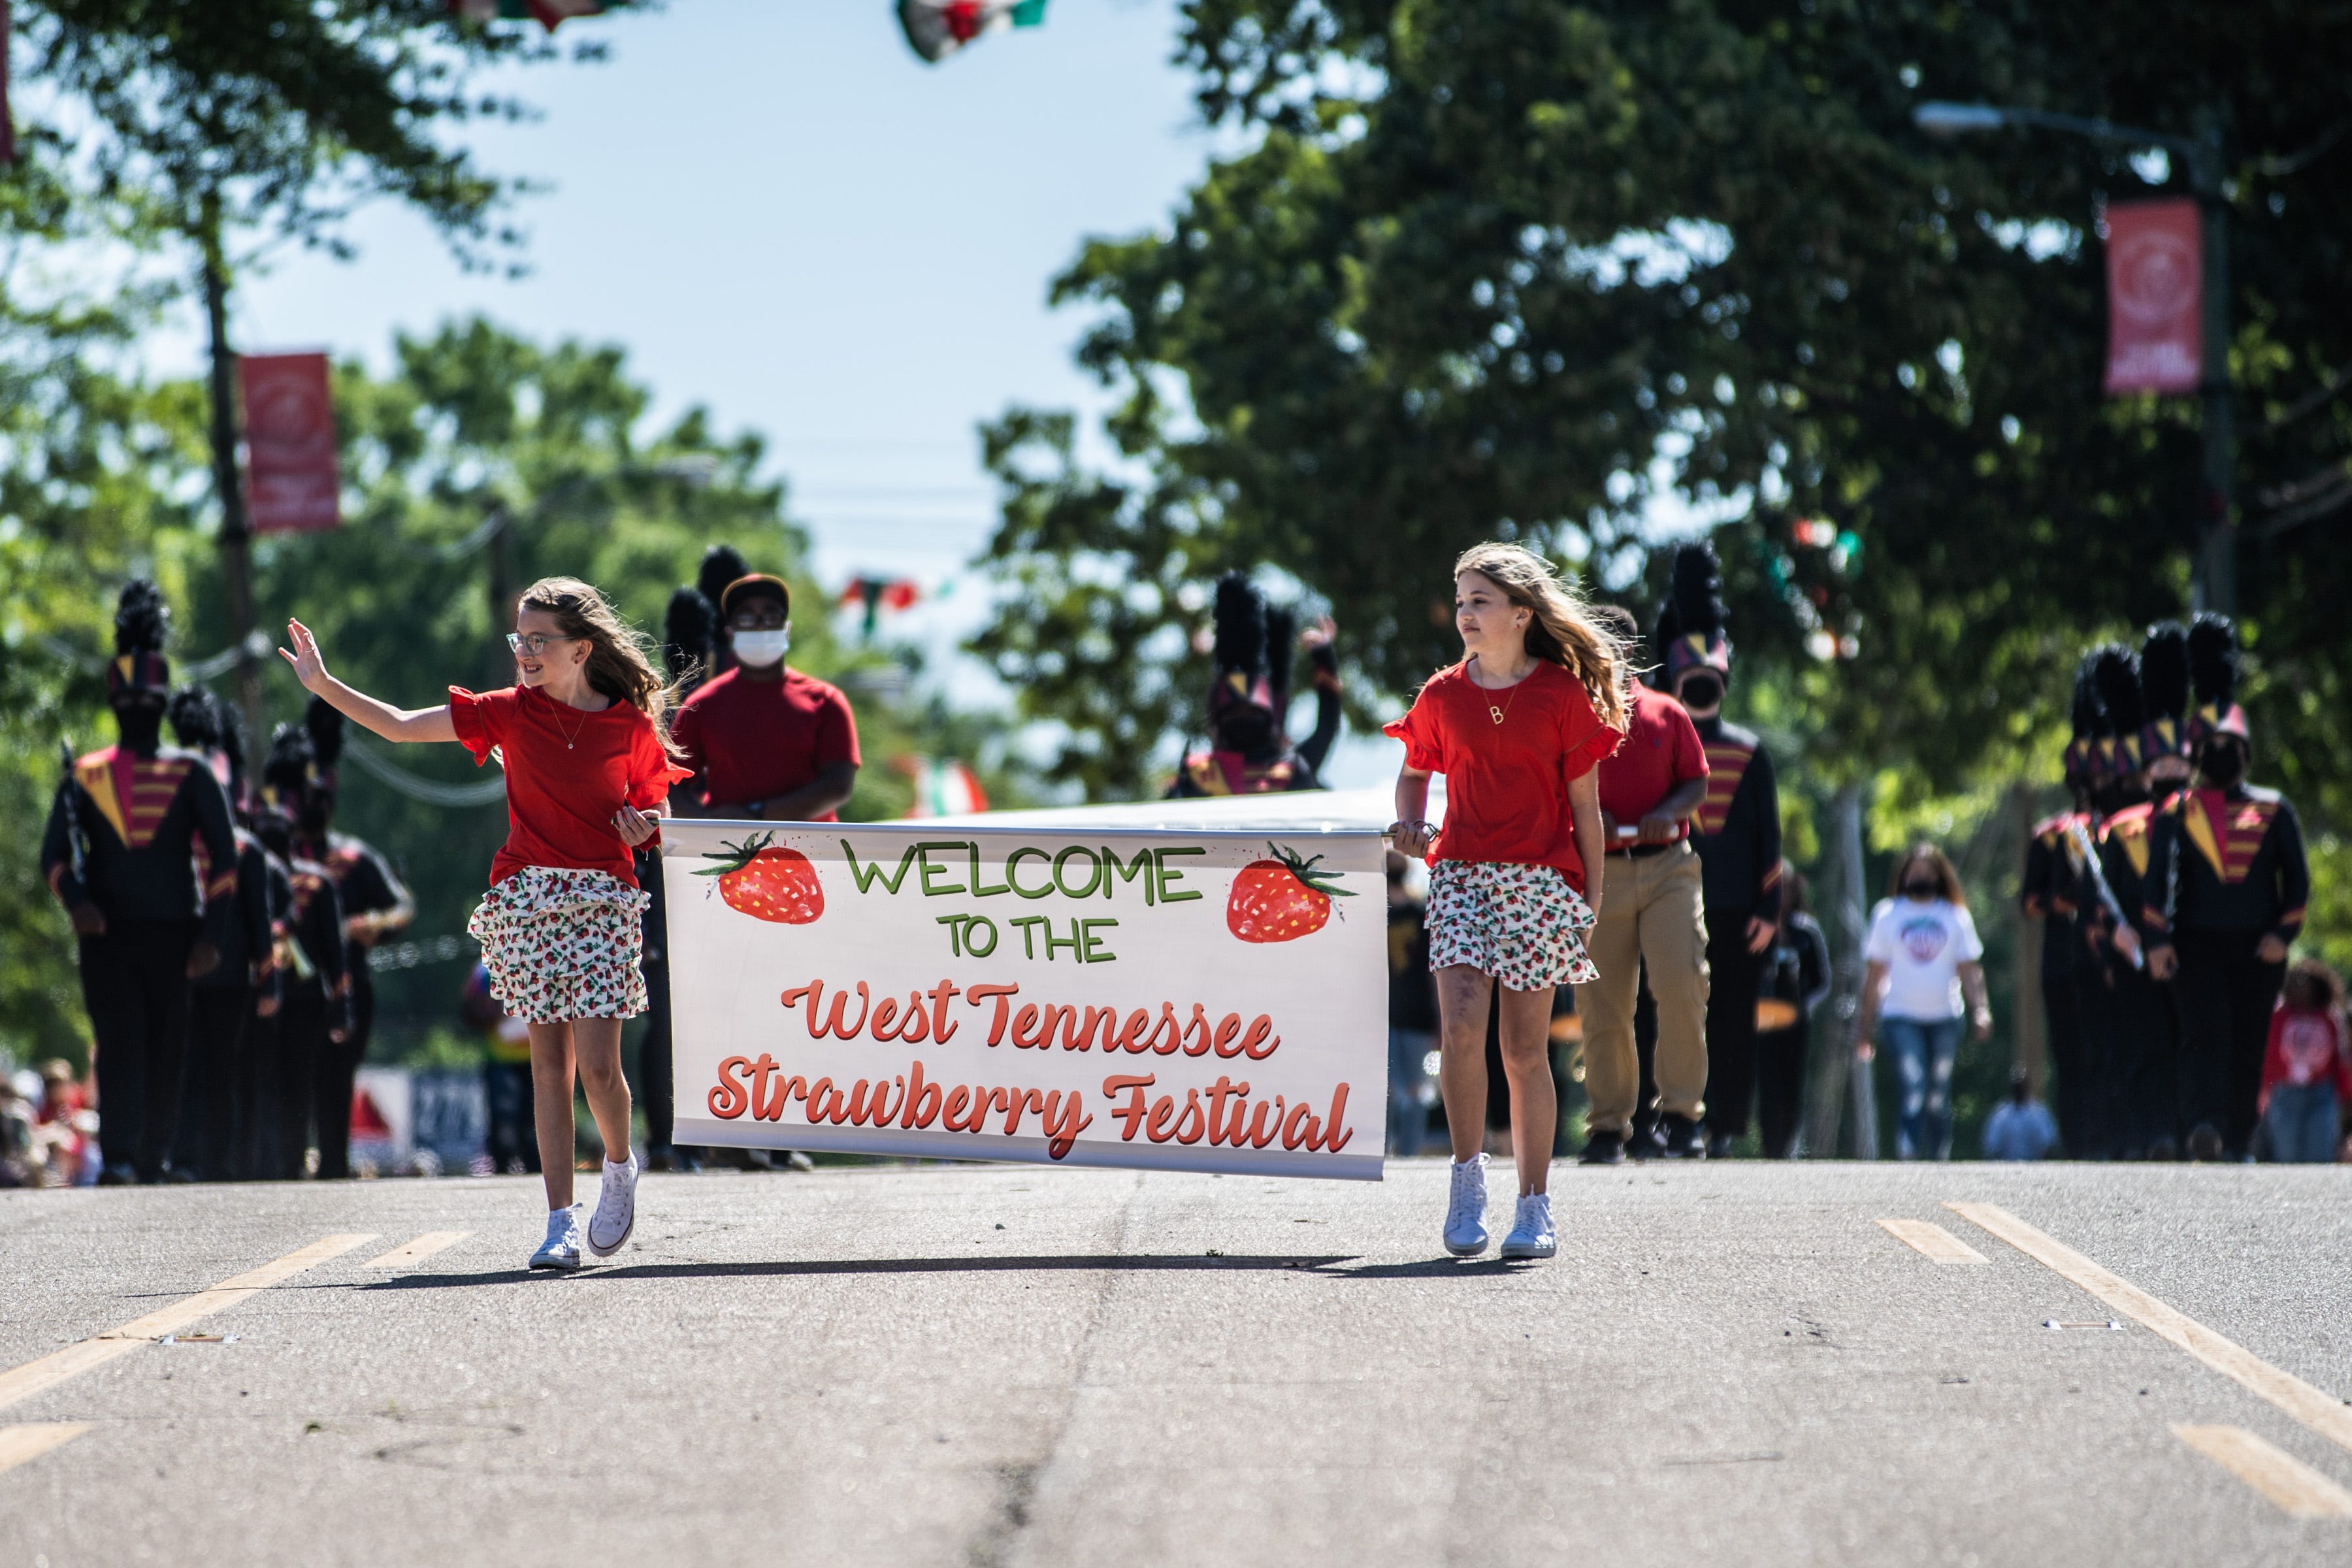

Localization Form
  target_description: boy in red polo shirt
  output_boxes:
[672,574,861,822]
[1575,607,1710,1162]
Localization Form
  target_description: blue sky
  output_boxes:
[144,2,1407,788]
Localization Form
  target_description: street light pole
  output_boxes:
[1915,102,2234,615]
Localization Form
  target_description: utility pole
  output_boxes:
[484,504,513,685]
[2189,119,2236,616]
[199,191,266,749]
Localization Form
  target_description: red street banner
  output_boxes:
[2104,199,2203,395]
[239,353,341,534]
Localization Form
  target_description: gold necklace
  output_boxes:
[551,696,589,751]
[1481,659,1533,725]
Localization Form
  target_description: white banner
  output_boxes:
[662,821,1386,1179]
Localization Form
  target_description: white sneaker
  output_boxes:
[1500,1193,1556,1260]
[1443,1154,1490,1256]
[585,1151,638,1260]
[531,1205,583,1271]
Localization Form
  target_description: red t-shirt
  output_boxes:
[672,666,860,821]
[1596,684,1708,839]
[1383,661,1622,893]
[448,685,693,888]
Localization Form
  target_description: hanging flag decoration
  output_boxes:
[240,352,342,535]
[895,755,990,818]
[2103,199,2204,395]
[448,0,627,32]
[840,576,922,639]
[897,0,1047,64]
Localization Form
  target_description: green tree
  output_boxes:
[4,318,1032,1066]
[978,1,2349,813]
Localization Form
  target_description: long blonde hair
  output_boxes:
[1452,542,1630,732]
[517,576,685,757]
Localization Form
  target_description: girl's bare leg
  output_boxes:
[1435,965,1497,1163]
[1497,984,1559,1195]
[569,1017,634,1167]
[528,1022,577,1210]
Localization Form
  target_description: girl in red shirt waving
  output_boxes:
[1386,543,1627,1261]
[280,577,690,1271]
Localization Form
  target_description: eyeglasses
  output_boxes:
[506,632,576,657]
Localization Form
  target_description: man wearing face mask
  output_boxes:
[39,582,240,1184]
[672,574,861,825]
[1652,542,1781,1160]
[2142,615,2308,1162]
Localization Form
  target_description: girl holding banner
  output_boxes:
[278,578,691,1271]
[1386,544,1627,1262]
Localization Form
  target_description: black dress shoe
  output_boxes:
[2185,1124,2224,1162]
[1578,1131,1626,1166]
[1659,1114,1707,1159]
[1705,1131,1733,1160]
[97,1164,139,1186]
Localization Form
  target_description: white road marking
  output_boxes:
[0,1234,376,1414]
[2173,1425,2352,1519]
[1948,1203,2352,1458]
[0,1423,91,1478]
[1876,1217,1989,1264]
[361,1232,474,1269]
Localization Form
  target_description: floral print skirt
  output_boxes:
[468,866,650,1025]
[1426,858,1599,991]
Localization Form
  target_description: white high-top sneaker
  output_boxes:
[531,1205,584,1271]
[1500,1192,1556,1260]
[585,1151,638,1260]
[1443,1154,1490,1257]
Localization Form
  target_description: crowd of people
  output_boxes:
[24,539,2344,1261]
[2023,618,2337,1163]
[33,584,414,1187]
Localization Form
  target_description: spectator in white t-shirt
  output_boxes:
[1854,844,1991,1160]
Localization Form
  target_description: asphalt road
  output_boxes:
[4,1159,2351,1567]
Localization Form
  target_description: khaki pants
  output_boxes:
[1573,840,1710,1134]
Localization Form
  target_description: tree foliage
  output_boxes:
[978,1,2351,813]
[3,318,1032,1066]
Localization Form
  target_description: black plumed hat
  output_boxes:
[167,685,226,753]
[1209,572,1272,717]
[2063,655,2102,788]
[2090,643,2145,776]
[108,580,172,696]
[2138,620,2191,760]
[663,586,718,683]
[261,720,318,802]
[302,696,344,796]
[696,543,751,608]
[1657,540,1731,684]
[2185,613,2247,744]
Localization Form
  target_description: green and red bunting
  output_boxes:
[449,0,625,32]
[894,756,990,819]
[897,0,1047,65]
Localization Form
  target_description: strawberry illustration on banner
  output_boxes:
[696,832,825,924]
[1226,843,1353,944]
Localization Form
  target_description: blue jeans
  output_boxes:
[1884,1016,1964,1162]
[2262,1083,2342,1164]
[1388,1028,1435,1157]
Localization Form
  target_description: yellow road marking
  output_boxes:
[0,1423,91,1477]
[1876,1218,1989,1264]
[2173,1425,2352,1519]
[361,1231,472,1269]
[0,1234,374,1415]
[1948,1203,2352,1458]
